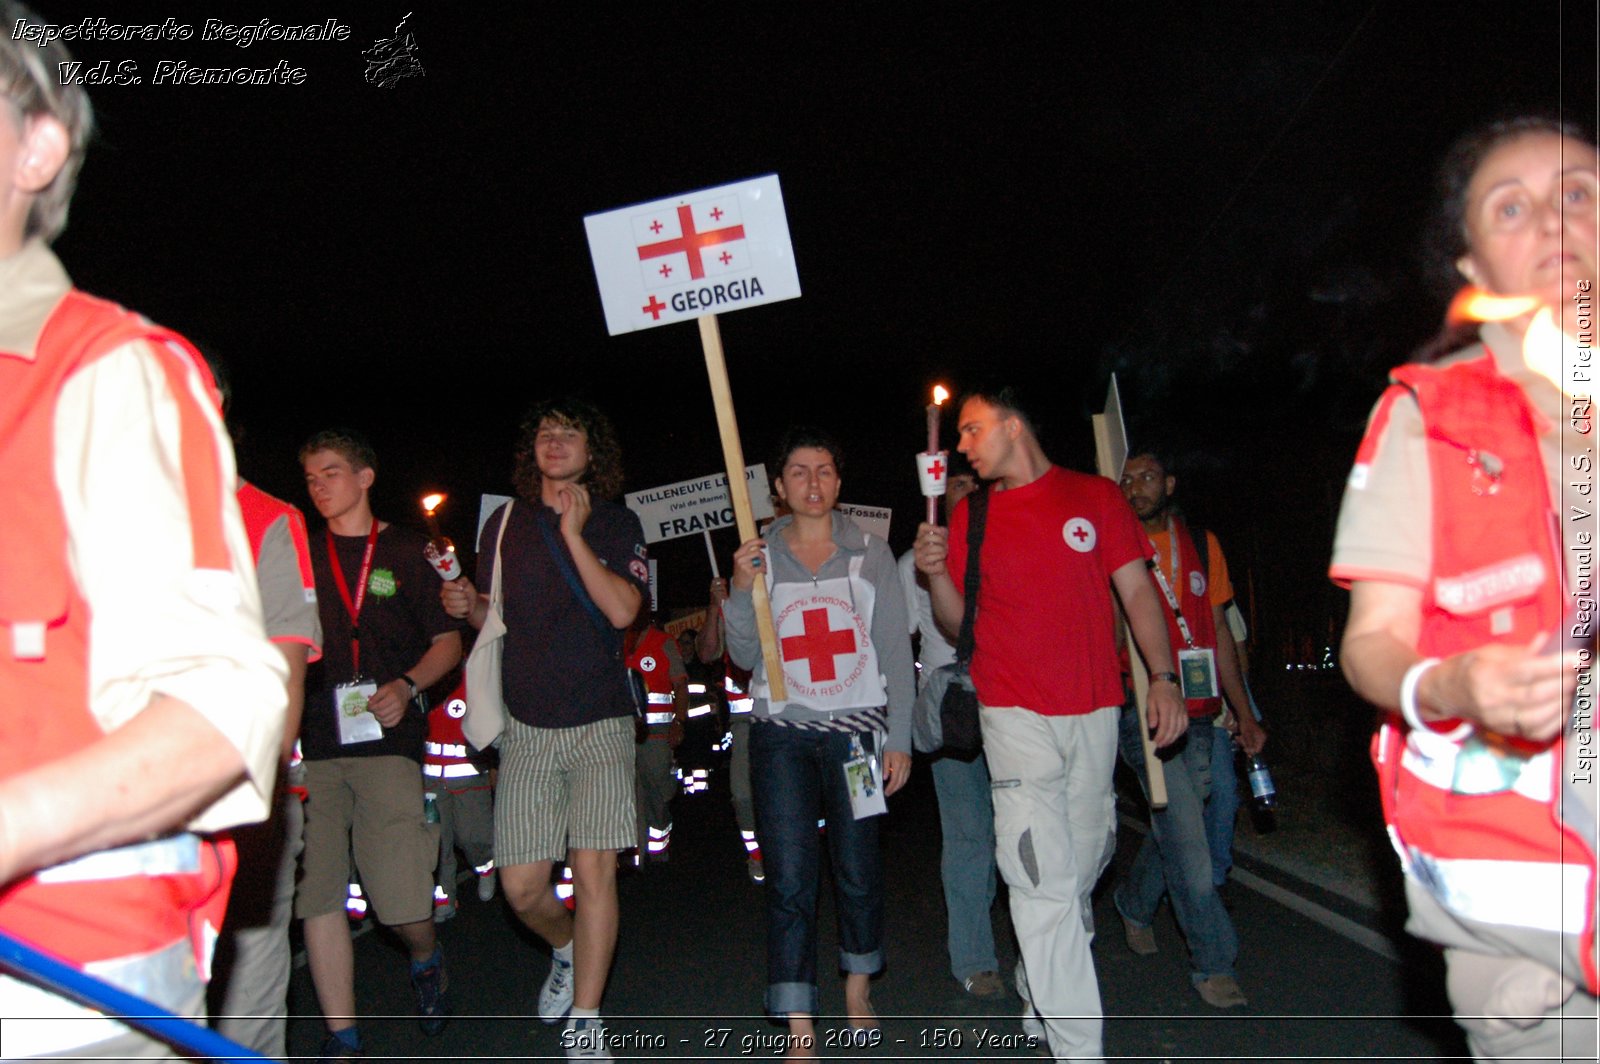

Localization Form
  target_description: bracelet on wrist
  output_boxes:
[1399,658,1472,741]
[1150,671,1180,686]
[400,673,420,701]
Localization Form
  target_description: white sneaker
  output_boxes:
[564,1017,612,1061]
[477,869,497,902]
[1015,958,1047,1042]
[538,952,574,1024]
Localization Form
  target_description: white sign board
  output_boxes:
[584,175,802,335]
[837,503,891,543]
[626,465,773,544]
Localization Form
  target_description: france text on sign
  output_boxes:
[626,464,773,544]
[584,175,802,335]
[837,503,891,543]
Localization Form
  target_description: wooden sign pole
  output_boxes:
[1093,386,1166,808]
[698,314,787,701]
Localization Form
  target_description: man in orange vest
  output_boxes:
[1114,451,1265,1009]
[0,8,289,1057]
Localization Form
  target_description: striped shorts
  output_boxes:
[495,714,636,865]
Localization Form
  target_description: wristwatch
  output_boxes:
[1150,671,1180,686]
[400,673,420,701]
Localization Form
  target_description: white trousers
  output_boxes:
[981,704,1119,1063]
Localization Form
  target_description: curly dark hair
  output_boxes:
[511,397,626,501]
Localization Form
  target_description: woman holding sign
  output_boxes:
[723,427,914,1055]
[1332,116,1599,1060]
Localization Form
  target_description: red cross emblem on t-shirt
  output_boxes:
[781,607,857,682]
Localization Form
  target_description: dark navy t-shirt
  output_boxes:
[478,498,649,729]
[305,523,460,761]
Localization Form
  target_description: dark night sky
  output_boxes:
[37,2,1598,650]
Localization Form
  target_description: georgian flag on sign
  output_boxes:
[585,174,802,335]
[632,196,748,288]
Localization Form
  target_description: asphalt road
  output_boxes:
[283,741,1468,1063]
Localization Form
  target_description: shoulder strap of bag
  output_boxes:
[954,485,990,666]
[534,510,622,653]
[489,501,513,607]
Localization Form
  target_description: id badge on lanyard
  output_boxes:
[334,679,383,744]
[843,731,887,819]
[1178,647,1218,700]
[328,525,385,745]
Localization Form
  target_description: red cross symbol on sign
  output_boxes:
[781,607,856,682]
[927,458,945,481]
[641,295,667,320]
[636,204,746,281]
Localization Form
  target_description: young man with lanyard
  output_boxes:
[441,398,647,1061]
[300,429,463,1059]
[0,9,288,1056]
[915,386,1186,1062]
[1114,451,1266,1009]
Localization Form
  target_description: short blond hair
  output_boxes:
[0,2,95,243]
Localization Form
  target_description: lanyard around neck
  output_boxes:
[1147,518,1197,649]
[327,524,380,675]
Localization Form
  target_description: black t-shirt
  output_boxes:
[304,523,460,762]
[478,499,649,730]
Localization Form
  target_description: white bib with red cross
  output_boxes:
[756,553,887,715]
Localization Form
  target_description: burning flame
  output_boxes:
[932,385,950,407]
[1446,288,1576,396]
[421,493,446,516]
[1522,307,1572,395]
[1447,287,1539,326]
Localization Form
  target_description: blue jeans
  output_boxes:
[1114,710,1238,982]
[750,722,884,1017]
[1203,723,1240,886]
[931,752,998,982]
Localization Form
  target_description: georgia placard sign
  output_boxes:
[584,174,802,335]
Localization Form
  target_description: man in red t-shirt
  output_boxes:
[915,385,1185,1061]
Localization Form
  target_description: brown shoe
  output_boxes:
[1120,913,1157,956]
[962,970,1006,998]
[1196,974,1247,1008]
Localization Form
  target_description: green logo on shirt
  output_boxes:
[368,568,397,598]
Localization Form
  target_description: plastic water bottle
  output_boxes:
[1246,753,1276,812]
[424,792,440,824]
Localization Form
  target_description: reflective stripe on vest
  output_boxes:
[645,711,675,725]
[34,835,200,885]
[425,741,469,758]
[646,693,674,705]
[424,762,481,778]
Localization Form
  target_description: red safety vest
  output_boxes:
[1358,354,1596,991]
[627,627,677,723]
[0,290,236,974]
[425,676,484,779]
